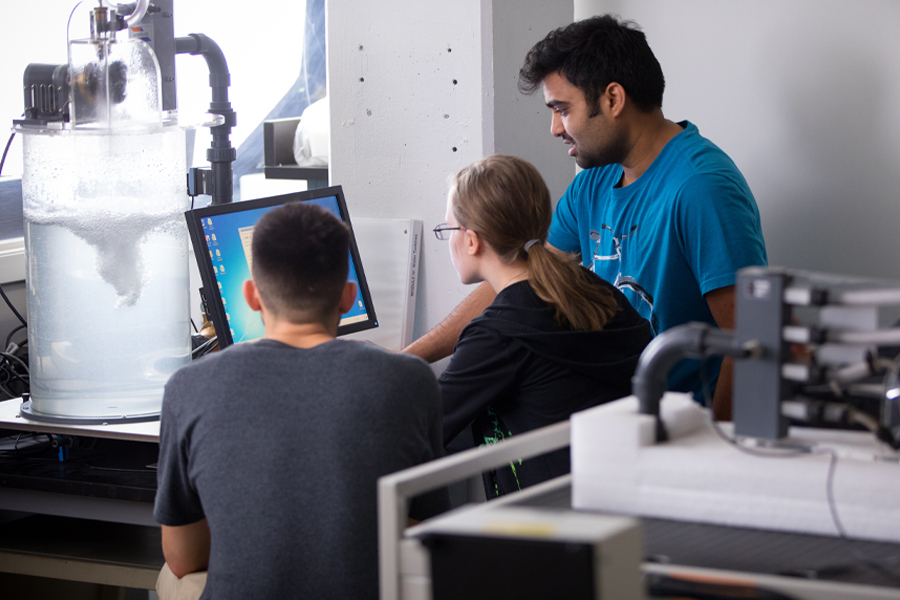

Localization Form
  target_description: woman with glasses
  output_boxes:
[435,154,653,498]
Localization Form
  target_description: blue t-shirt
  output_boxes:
[547,121,767,396]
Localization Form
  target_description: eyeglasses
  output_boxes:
[433,223,465,241]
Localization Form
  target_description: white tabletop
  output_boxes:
[0,398,160,443]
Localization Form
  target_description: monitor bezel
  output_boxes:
[185,185,379,348]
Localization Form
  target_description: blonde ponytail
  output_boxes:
[525,243,618,331]
[451,155,619,331]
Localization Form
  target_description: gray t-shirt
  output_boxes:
[154,338,445,600]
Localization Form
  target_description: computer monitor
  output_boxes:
[185,186,378,348]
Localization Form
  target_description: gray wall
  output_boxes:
[579,0,900,281]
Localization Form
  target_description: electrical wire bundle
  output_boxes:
[0,130,28,400]
[1,325,28,400]
[781,350,900,449]
[0,431,95,462]
[0,267,28,400]
[0,431,52,458]
[192,335,218,359]
[0,346,28,400]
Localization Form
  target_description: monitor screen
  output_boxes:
[185,186,378,348]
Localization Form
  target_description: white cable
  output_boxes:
[829,328,900,345]
[122,0,149,27]
[835,288,900,306]
[832,361,872,383]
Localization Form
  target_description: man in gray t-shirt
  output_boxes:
[154,202,446,600]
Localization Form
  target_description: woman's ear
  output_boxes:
[466,229,482,256]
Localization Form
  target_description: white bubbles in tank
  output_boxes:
[24,205,185,307]
[19,116,188,309]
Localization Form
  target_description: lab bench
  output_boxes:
[0,397,162,591]
[381,421,900,600]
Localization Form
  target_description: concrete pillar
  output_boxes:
[327,0,573,346]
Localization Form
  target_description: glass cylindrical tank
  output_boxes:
[20,124,191,420]
[17,28,191,421]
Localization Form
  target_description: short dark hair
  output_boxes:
[518,15,665,114]
[250,202,350,322]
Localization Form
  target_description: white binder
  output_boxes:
[344,218,422,351]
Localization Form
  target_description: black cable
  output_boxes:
[1,366,28,386]
[0,284,26,327]
[190,318,199,334]
[192,336,213,356]
[195,338,218,358]
[0,380,17,399]
[191,335,218,359]
[0,432,53,456]
[4,369,28,386]
[0,351,29,377]
[0,347,29,399]
[0,380,25,399]
[5,361,27,378]
[5,323,26,349]
[0,379,18,398]
[0,131,28,329]
[699,357,807,458]
[0,131,14,177]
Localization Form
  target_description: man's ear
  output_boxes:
[243,279,262,312]
[605,82,627,118]
[338,281,358,315]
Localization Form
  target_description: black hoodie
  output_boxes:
[439,274,653,497]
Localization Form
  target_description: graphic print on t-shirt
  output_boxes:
[478,407,522,497]
[590,224,660,335]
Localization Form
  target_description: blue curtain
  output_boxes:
[232,0,326,199]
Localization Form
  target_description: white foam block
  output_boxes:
[571,393,900,543]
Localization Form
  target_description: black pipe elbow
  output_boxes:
[632,322,740,442]
[176,34,230,90]
[175,33,235,205]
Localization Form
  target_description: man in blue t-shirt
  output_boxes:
[406,15,766,420]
